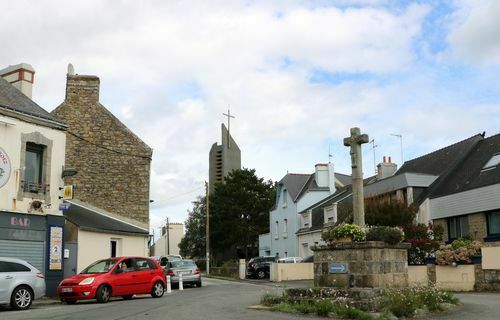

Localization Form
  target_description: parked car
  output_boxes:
[246,256,275,279]
[277,257,303,263]
[57,257,166,304]
[164,259,201,287]
[151,255,183,267]
[0,257,45,310]
[302,255,314,262]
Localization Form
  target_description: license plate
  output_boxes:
[180,271,191,275]
[61,288,73,293]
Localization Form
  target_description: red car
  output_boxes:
[58,257,166,304]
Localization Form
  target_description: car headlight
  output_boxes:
[79,277,95,285]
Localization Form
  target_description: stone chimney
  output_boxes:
[64,65,100,103]
[0,63,35,98]
[377,156,397,180]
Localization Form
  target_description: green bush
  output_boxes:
[333,305,374,320]
[366,226,404,245]
[314,300,334,317]
[381,286,459,317]
[322,224,366,243]
[260,293,284,306]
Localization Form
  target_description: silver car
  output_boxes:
[0,257,46,310]
[164,259,202,287]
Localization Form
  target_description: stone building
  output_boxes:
[208,123,241,194]
[52,71,152,228]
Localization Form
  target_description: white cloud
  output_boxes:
[4,1,499,232]
[448,0,500,65]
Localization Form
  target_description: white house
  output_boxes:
[0,63,68,296]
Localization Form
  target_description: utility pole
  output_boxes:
[205,181,210,276]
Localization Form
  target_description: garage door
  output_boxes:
[0,239,45,272]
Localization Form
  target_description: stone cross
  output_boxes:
[343,127,369,227]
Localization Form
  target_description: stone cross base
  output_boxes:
[313,241,410,288]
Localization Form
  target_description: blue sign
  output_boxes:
[329,263,348,274]
[59,203,71,211]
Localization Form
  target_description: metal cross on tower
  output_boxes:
[223,108,235,148]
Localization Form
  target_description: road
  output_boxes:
[2,278,500,320]
[0,278,304,320]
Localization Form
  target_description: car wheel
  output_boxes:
[257,269,266,279]
[122,295,133,300]
[151,281,164,298]
[11,286,33,310]
[63,299,77,305]
[96,285,111,303]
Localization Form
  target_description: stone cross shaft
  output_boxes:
[343,127,369,227]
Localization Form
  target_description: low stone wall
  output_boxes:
[408,264,500,291]
[313,241,410,288]
[270,263,313,282]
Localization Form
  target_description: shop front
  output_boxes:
[0,211,65,296]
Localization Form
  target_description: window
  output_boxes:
[274,221,279,239]
[24,142,44,193]
[324,203,337,223]
[487,211,500,236]
[284,251,288,257]
[0,261,31,272]
[282,189,287,208]
[482,154,500,171]
[111,240,117,257]
[303,211,311,227]
[448,216,469,240]
[283,219,288,236]
[134,259,152,271]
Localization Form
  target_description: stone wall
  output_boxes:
[52,75,152,227]
[313,241,410,288]
[469,213,487,240]
[475,265,500,291]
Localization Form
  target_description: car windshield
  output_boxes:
[80,258,119,274]
[171,260,196,268]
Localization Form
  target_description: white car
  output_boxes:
[277,257,303,263]
[0,257,46,310]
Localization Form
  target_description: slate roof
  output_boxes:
[63,200,149,235]
[396,134,483,176]
[336,173,352,187]
[278,173,312,202]
[430,133,500,198]
[0,77,65,125]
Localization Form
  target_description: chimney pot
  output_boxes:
[0,63,35,98]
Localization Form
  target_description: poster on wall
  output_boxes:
[49,226,63,270]
[0,146,11,189]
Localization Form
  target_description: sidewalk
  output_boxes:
[207,275,313,288]
[33,297,60,306]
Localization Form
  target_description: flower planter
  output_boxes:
[471,255,482,265]
[334,237,353,243]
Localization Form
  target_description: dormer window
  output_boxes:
[482,153,500,172]
[303,211,311,228]
[324,203,338,224]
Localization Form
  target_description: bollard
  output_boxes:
[166,275,172,293]
[179,273,184,291]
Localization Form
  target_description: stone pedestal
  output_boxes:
[313,241,410,288]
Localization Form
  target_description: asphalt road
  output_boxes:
[2,279,500,320]
[0,278,305,320]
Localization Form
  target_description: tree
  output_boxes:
[365,200,417,227]
[179,196,206,259]
[210,168,275,261]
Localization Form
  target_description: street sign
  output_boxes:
[62,185,73,199]
[328,263,348,274]
[59,203,71,211]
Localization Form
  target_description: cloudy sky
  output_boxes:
[2,0,499,237]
